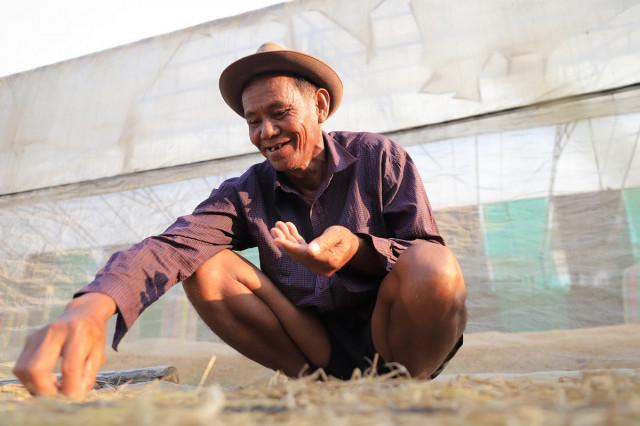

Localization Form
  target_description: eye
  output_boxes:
[273,108,289,119]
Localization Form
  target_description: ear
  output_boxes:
[314,88,331,124]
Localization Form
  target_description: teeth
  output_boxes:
[267,142,286,152]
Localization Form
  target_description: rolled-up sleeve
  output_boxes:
[363,139,444,272]
[75,181,249,349]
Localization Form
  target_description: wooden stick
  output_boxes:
[197,355,217,389]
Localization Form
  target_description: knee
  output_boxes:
[191,249,237,279]
[183,250,244,302]
[183,251,257,323]
[394,241,466,310]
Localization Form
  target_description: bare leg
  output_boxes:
[371,241,467,377]
[183,250,330,376]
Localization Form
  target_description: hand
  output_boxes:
[12,292,115,398]
[270,221,360,276]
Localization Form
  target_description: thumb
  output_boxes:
[307,241,321,255]
[307,227,343,256]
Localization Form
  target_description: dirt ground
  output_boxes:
[1,323,639,425]
[100,323,640,386]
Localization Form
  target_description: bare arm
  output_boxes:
[346,235,387,278]
[12,292,116,397]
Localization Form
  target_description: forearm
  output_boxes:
[349,233,445,277]
[66,292,117,323]
[77,230,228,349]
[346,236,387,278]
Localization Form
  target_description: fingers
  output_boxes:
[13,294,112,398]
[13,326,65,396]
[270,224,286,241]
[27,371,59,397]
[82,344,105,393]
[271,221,308,254]
[60,327,93,398]
[270,223,358,276]
[284,222,305,243]
[308,226,350,255]
[308,226,359,273]
[307,241,321,255]
[271,221,305,243]
[14,318,106,398]
[274,237,306,253]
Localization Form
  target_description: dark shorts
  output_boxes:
[318,300,463,380]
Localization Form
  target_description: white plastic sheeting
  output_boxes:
[1,0,640,194]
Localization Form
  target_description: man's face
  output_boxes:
[242,75,328,176]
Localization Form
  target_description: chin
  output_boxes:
[270,157,300,171]
[270,161,293,173]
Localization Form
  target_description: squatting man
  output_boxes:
[14,43,467,396]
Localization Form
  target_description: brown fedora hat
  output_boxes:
[219,42,343,117]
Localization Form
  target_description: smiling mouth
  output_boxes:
[266,141,289,152]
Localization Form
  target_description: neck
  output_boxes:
[286,149,328,196]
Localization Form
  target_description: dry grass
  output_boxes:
[1,368,639,425]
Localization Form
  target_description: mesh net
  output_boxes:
[1,90,638,358]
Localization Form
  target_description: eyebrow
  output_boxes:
[244,100,290,119]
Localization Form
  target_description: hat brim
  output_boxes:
[219,49,343,117]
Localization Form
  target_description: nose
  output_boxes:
[260,119,280,140]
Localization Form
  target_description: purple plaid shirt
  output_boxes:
[78,131,443,349]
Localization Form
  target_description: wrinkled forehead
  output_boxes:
[242,73,299,97]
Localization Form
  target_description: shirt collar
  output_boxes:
[272,131,357,194]
[325,131,357,173]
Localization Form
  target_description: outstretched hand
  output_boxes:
[270,221,360,276]
[12,292,115,398]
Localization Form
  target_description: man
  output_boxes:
[13,43,467,397]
